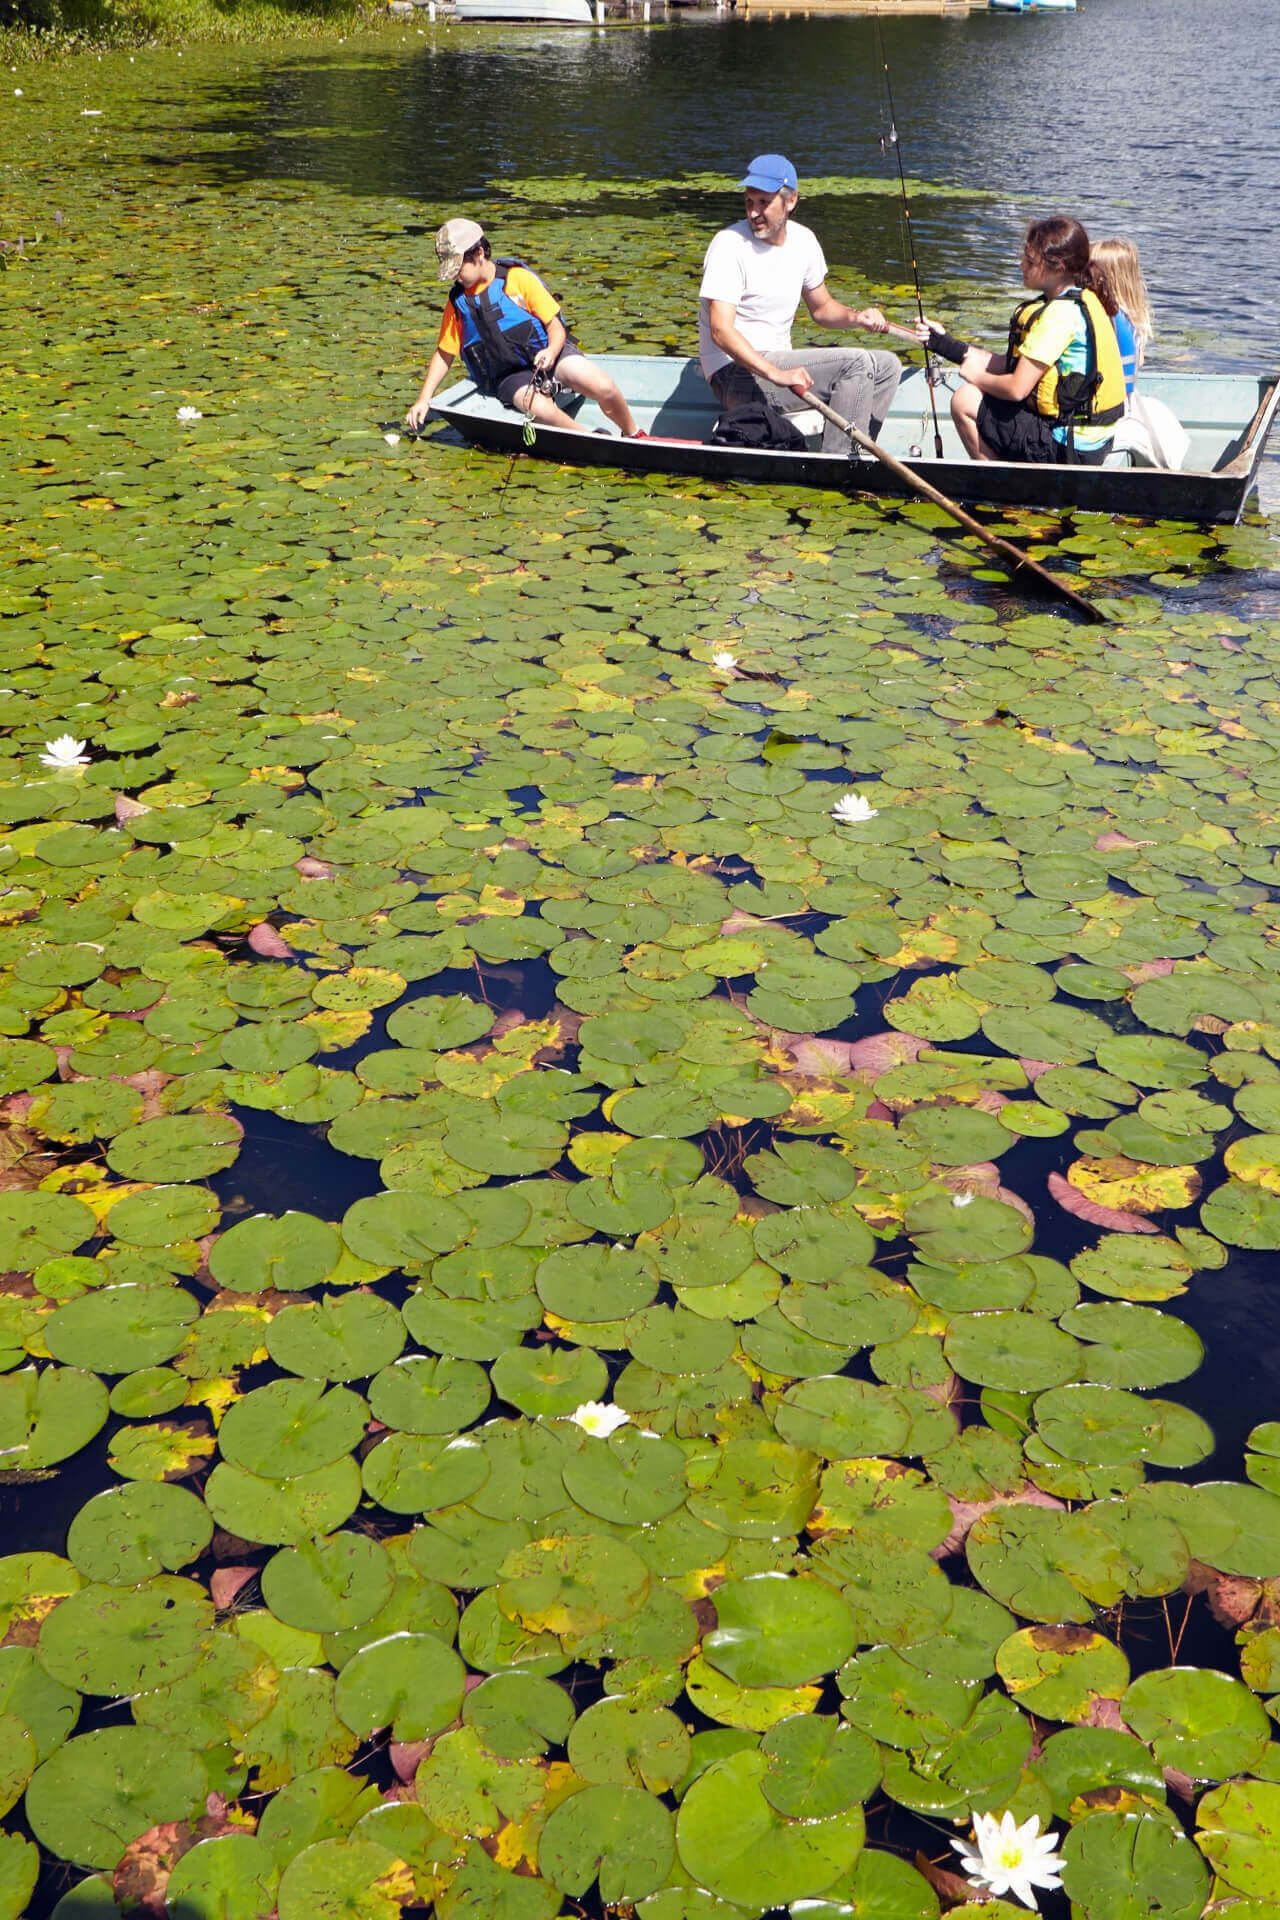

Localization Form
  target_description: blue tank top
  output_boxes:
[1114,308,1139,397]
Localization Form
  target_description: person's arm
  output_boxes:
[406,348,455,428]
[957,347,1042,400]
[532,313,567,375]
[706,299,813,395]
[802,282,891,334]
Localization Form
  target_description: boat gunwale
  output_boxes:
[1220,375,1280,478]
[429,358,1280,525]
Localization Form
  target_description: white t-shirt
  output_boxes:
[697,218,828,379]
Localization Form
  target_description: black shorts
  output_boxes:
[976,396,1111,466]
[494,335,582,412]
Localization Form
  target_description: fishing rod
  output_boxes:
[873,14,945,459]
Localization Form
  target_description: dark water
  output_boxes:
[194,0,1280,370]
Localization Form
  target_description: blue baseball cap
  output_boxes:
[739,154,798,194]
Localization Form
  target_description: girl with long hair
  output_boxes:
[926,215,1127,465]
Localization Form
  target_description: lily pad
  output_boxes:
[24,1724,206,1869]
[704,1574,857,1689]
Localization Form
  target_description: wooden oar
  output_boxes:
[776,384,1108,625]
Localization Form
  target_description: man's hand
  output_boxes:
[532,347,557,375]
[855,307,889,333]
[770,364,813,395]
[405,397,432,430]
[959,347,988,381]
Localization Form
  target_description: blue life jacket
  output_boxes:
[1114,308,1139,397]
[449,259,554,393]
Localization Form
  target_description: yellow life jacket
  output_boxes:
[1006,287,1125,430]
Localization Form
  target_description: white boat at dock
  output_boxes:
[454,0,594,19]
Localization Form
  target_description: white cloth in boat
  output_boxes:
[697,218,827,381]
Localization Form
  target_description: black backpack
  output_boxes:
[710,398,807,453]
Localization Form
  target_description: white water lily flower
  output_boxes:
[81,109,102,115]
[830,791,878,825]
[951,1192,975,1209]
[383,431,402,446]
[711,651,739,672]
[570,1402,630,1438]
[953,1810,1064,1910]
[176,406,203,422]
[39,735,90,770]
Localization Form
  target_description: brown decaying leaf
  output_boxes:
[1082,1694,1129,1733]
[1047,1169,1158,1234]
[210,1565,257,1610]
[391,1740,431,1782]
[935,1484,1065,1560]
[913,1848,975,1907]
[247,921,292,958]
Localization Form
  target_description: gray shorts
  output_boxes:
[495,336,581,411]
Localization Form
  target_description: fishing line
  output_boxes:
[873,13,945,459]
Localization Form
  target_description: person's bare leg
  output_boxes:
[508,382,582,432]
[952,383,994,461]
[555,355,639,437]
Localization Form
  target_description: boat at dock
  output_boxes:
[429,355,1279,524]
[454,0,593,20]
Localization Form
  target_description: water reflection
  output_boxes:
[170,0,1277,384]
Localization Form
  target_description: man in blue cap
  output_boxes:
[698,154,902,451]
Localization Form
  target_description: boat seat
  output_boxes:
[789,409,824,442]
[1102,447,1133,469]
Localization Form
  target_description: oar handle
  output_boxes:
[778,384,1107,626]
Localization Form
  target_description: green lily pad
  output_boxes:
[0,1192,97,1270]
[0,1835,38,1920]
[164,1832,281,1920]
[25,1724,206,1869]
[276,1836,412,1920]
[567,1698,692,1792]
[0,1645,79,1762]
[536,1242,658,1321]
[758,1713,880,1819]
[369,1354,490,1434]
[205,1458,362,1546]
[1060,1811,1208,1920]
[209,1213,343,1292]
[498,1533,650,1647]
[65,1481,212,1585]
[561,1427,688,1525]
[943,1311,1082,1392]
[686,1439,819,1540]
[676,1746,865,1907]
[218,1379,368,1478]
[0,1364,109,1467]
[38,1576,213,1695]
[1195,1777,1280,1900]
[333,1631,466,1741]
[490,1344,608,1419]
[463,1671,575,1759]
[995,1625,1129,1724]
[538,1782,675,1902]
[362,1432,490,1514]
[261,1535,394,1633]
[44,1284,198,1372]
[704,1572,856,1692]
[106,1112,242,1180]
[1121,1665,1272,1781]
[107,1184,220,1248]
[266,1291,405,1381]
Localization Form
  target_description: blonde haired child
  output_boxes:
[1090,238,1154,396]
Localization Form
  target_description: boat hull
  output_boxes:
[429,355,1279,524]
[454,0,593,19]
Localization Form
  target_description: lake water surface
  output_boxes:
[2,7,1280,1915]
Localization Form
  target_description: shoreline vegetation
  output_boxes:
[0,0,387,63]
